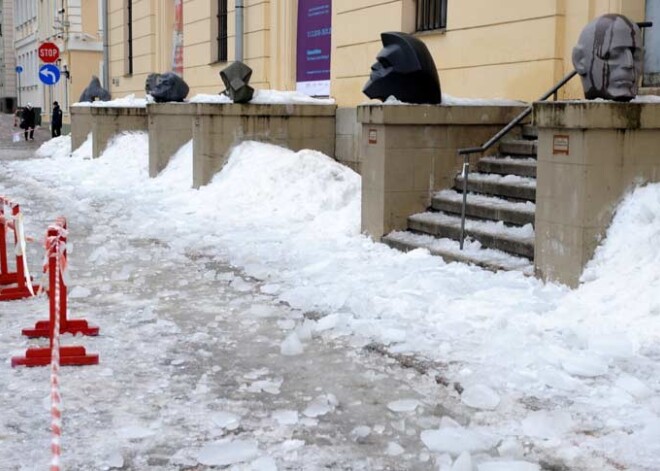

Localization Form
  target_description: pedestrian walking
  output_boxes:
[20,104,36,141]
[51,101,63,138]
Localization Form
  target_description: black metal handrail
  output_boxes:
[455,69,578,250]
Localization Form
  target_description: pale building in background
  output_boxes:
[14,0,41,110]
[0,0,17,112]
[38,0,103,126]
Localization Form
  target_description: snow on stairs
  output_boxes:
[383,125,538,274]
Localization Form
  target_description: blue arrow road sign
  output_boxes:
[15,66,23,74]
[39,64,61,85]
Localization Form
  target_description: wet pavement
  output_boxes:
[0,114,466,470]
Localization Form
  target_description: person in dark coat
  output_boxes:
[51,101,63,137]
[20,103,36,141]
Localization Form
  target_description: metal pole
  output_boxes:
[235,0,244,62]
[17,73,21,108]
[459,152,470,250]
[102,0,110,89]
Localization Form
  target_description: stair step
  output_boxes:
[455,173,536,201]
[432,189,535,226]
[478,156,536,178]
[498,139,537,156]
[522,125,538,140]
[383,231,533,274]
[408,211,535,258]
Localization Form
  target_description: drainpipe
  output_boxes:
[102,0,110,89]
[235,0,244,62]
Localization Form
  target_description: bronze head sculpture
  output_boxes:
[146,72,189,103]
[572,14,643,102]
[79,76,111,102]
[220,61,254,104]
[363,32,441,105]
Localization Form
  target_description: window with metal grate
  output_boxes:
[416,0,447,32]
[217,0,228,62]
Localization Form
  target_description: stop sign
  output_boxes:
[38,42,60,63]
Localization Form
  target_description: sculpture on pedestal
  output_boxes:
[363,32,441,105]
[146,72,190,103]
[79,76,111,102]
[572,14,643,102]
[220,62,254,103]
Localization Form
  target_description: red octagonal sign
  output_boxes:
[38,42,60,63]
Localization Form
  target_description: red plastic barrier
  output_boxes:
[0,197,39,300]
[12,218,99,367]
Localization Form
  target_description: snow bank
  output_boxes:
[35,135,71,159]
[27,136,660,470]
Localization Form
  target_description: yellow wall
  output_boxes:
[108,0,648,105]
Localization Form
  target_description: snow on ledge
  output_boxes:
[363,94,526,107]
[72,93,148,108]
[190,89,335,105]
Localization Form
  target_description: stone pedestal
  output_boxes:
[70,106,93,152]
[534,101,660,287]
[193,103,336,188]
[90,107,148,158]
[358,104,527,239]
[335,107,362,174]
[147,103,196,177]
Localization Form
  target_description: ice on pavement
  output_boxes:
[197,439,260,466]
[460,383,500,410]
[3,132,659,470]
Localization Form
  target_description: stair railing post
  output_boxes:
[459,150,472,250]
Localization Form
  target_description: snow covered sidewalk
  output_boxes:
[1,132,659,470]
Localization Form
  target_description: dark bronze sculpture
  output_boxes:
[146,72,190,103]
[79,76,111,102]
[572,14,643,102]
[363,32,441,105]
[220,62,254,103]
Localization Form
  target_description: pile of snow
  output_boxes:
[72,93,148,108]
[35,135,71,159]
[24,135,660,470]
[189,93,233,104]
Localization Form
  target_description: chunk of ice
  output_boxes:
[420,427,496,456]
[477,460,540,471]
[197,440,260,466]
[561,354,608,377]
[387,399,420,413]
[280,332,304,356]
[461,384,500,410]
[521,410,574,439]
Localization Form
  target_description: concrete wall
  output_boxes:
[147,102,195,177]
[359,104,527,239]
[193,103,336,188]
[70,106,93,152]
[90,106,148,158]
[534,100,660,287]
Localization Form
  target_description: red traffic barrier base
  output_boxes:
[11,346,98,367]
[22,319,99,338]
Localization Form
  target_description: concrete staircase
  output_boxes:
[383,125,538,273]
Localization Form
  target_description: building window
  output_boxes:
[125,0,133,75]
[416,0,447,32]
[217,0,228,62]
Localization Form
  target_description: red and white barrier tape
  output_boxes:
[49,234,63,471]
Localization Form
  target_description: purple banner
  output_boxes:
[296,0,331,96]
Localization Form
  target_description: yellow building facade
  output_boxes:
[107,0,648,106]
